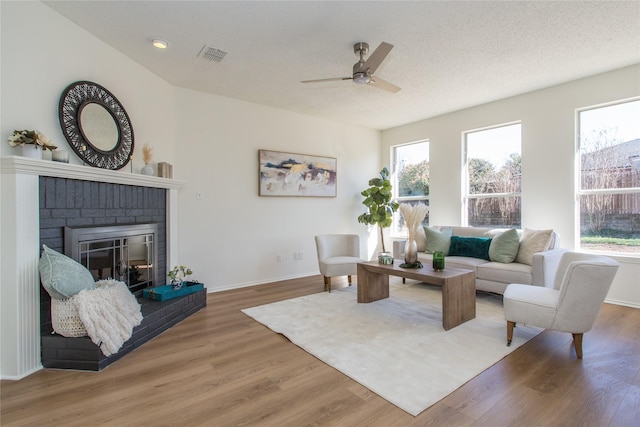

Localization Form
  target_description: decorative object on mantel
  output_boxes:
[58,80,134,170]
[51,149,69,163]
[140,143,154,175]
[399,203,428,267]
[157,161,173,178]
[358,167,399,257]
[8,129,57,159]
[167,265,193,290]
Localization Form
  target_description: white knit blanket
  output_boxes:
[72,279,143,356]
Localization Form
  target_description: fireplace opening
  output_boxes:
[65,223,158,295]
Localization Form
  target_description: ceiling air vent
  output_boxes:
[198,45,228,63]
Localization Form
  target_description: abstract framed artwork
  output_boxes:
[259,150,337,197]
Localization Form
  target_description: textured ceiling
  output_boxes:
[44,1,640,131]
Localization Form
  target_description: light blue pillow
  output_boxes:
[489,228,520,263]
[424,226,452,254]
[39,245,95,299]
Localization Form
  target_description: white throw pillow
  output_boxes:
[515,229,553,266]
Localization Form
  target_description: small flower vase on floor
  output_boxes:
[404,236,419,265]
[141,163,154,175]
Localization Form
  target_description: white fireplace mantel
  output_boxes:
[0,156,185,379]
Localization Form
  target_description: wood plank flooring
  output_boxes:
[2,276,639,426]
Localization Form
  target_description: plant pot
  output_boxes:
[18,145,42,159]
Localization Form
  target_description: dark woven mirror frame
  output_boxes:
[58,81,134,170]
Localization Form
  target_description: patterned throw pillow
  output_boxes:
[39,245,95,299]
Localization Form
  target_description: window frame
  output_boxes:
[463,121,522,228]
[575,97,640,256]
[390,140,430,237]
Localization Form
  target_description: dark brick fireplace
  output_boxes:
[38,176,206,371]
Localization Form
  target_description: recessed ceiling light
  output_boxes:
[152,38,169,49]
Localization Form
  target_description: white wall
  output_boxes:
[173,89,380,290]
[382,65,640,308]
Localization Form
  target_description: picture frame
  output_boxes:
[259,149,337,197]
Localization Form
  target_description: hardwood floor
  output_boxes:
[2,276,639,426]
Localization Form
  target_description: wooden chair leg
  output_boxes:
[323,276,329,292]
[326,276,332,293]
[402,278,406,284]
[572,333,583,359]
[507,321,515,346]
[347,275,352,286]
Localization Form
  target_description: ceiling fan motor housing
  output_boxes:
[353,61,371,84]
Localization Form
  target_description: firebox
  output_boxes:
[64,223,158,295]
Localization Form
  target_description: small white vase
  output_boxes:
[140,163,153,175]
[141,163,154,175]
[18,145,42,159]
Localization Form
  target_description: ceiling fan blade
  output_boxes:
[301,77,352,84]
[362,42,393,75]
[369,76,401,93]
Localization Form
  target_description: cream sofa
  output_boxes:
[393,226,564,294]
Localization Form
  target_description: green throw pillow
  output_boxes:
[448,236,492,260]
[424,226,452,254]
[489,228,520,263]
[39,245,96,299]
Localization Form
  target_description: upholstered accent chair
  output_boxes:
[504,251,619,359]
[314,234,364,292]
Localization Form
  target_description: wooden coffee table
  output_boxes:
[357,260,476,330]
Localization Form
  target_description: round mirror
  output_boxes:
[79,103,119,152]
[59,81,134,170]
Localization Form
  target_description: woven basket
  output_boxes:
[51,298,87,337]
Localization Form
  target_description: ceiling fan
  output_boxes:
[301,42,400,93]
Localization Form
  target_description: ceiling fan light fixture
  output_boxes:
[353,73,371,85]
[152,38,169,49]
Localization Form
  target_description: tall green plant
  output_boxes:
[358,167,399,253]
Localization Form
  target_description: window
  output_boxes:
[465,123,522,228]
[577,99,640,255]
[391,141,429,235]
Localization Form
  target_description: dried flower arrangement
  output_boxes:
[399,203,429,240]
[142,143,153,164]
[8,130,57,151]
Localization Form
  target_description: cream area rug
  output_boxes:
[242,281,541,416]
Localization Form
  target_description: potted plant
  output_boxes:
[8,130,57,158]
[358,167,399,259]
